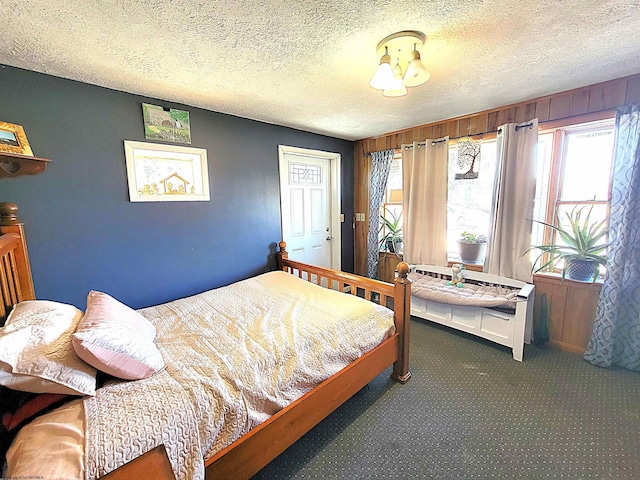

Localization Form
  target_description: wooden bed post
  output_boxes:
[0,202,36,302]
[276,241,288,270]
[392,261,411,384]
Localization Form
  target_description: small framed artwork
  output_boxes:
[142,103,191,144]
[124,140,210,202]
[454,138,481,180]
[0,121,34,156]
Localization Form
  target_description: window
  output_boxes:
[376,117,616,268]
[446,139,497,260]
[532,133,553,247]
[533,120,615,258]
[446,117,615,267]
[379,152,403,252]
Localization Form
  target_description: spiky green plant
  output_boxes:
[379,208,403,253]
[525,204,608,281]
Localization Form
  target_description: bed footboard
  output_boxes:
[0,202,35,324]
[202,243,411,479]
[276,241,411,382]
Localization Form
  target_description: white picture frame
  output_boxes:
[124,140,210,202]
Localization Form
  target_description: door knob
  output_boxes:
[326,236,333,241]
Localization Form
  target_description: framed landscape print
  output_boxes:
[0,121,34,156]
[142,103,191,144]
[124,140,209,202]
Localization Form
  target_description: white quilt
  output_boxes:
[10,271,395,480]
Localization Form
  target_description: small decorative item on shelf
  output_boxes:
[525,204,608,282]
[0,120,51,179]
[0,121,33,156]
[457,231,487,264]
[379,208,403,255]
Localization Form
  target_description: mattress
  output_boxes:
[7,270,395,479]
[409,271,519,309]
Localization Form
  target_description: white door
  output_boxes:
[279,145,341,269]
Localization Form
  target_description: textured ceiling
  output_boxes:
[1,0,640,141]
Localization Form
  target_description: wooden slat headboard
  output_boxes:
[0,202,35,325]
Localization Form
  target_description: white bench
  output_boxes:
[409,265,535,361]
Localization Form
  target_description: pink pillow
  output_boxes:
[72,291,164,380]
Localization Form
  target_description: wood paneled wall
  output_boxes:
[353,73,640,276]
[533,274,602,354]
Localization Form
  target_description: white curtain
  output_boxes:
[402,137,449,266]
[484,119,538,281]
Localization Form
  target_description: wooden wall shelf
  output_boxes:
[0,152,51,179]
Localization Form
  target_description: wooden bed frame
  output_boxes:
[0,202,36,324]
[0,202,412,480]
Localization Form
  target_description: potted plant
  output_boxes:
[457,231,487,264]
[525,205,608,282]
[379,208,403,255]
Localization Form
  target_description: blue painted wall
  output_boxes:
[0,66,354,310]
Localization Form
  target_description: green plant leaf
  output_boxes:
[379,207,403,251]
[525,204,608,277]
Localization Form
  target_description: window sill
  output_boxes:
[533,272,604,288]
[446,260,483,272]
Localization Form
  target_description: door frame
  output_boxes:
[278,145,342,271]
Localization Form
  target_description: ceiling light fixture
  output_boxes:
[369,30,430,97]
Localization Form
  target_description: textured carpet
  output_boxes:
[254,317,640,479]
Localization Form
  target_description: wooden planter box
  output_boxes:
[533,273,602,353]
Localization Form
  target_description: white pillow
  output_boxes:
[0,300,97,396]
[72,291,165,380]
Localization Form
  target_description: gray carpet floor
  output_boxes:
[254,317,640,479]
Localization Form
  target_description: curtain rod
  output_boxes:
[364,121,536,156]
[363,108,616,157]
[401,137,447,150]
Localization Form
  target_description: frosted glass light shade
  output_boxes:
[370,54,394,90]
[371,31,429,96]
[403,50,430,87]
[383,64,407,97]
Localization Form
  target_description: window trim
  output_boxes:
[535,114,615,274]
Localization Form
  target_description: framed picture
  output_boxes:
[124,140,210,202]
[0,121,34,156]
[142,103,191,144]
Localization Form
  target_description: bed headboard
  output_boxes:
[0,202,36,325]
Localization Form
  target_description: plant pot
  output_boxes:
[386,238,403,254]
[566,258,598,282]
[457,241,486,264]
